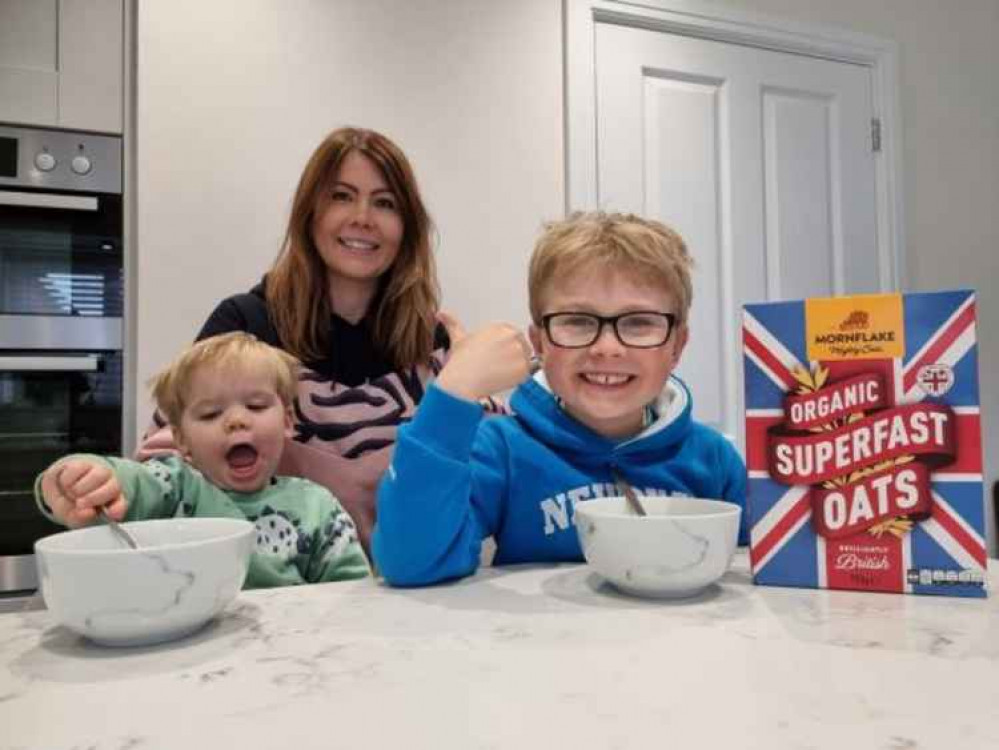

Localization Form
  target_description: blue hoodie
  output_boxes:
[373,374,747,586]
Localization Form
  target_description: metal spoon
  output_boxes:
[98,507,139,549]
[610,467,647,517]
[54,470,140,549]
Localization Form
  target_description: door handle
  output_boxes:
[0,355,100,372]
[0,190,98,212]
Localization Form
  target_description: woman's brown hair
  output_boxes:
[266,127,439,368]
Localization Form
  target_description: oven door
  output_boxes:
[0,188,122,319]
[0,350,122,592]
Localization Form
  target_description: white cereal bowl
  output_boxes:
[574,496,741,599]
[34,518,254,647]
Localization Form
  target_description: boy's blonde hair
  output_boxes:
[528,211,694,326]
[149,332,299,428]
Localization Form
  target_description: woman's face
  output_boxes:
[311,150,404,294]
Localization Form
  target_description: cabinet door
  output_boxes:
[0,0,122,133]
[0,0,59,127]
[59,0,123,133]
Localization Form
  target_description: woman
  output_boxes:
[139,127,449,552]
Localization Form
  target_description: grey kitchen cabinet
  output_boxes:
[0,0,123,133]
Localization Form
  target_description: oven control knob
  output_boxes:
[71,155,93,175]
[34,152,56,172]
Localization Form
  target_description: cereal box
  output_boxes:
[743,290,986,597]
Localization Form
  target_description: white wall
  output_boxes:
[136,0,998,545]
[134,0,564,431]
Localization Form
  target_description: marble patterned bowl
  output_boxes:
[34,518,254,647]
[574,496,741,598]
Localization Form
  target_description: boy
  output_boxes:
[37,332,370,587]
[373,211,747,586]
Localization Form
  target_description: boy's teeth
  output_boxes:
[583,373,630,385]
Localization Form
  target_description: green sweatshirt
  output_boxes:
[36,455,370,588]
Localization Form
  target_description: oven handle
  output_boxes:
[0,190,98,212]
[0,355,100,372]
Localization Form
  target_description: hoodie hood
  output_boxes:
[250,277,267,301]
[508,373,693,461]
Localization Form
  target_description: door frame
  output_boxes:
[564,0,906,290]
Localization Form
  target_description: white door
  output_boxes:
[587,20,886,447]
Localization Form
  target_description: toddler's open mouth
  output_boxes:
[226,443,259,473]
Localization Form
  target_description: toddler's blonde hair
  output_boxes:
[528,211,693,325]
[149,332,299,428]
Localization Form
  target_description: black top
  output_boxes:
[197,279,448,387]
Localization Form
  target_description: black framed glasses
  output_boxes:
[541,311,677,349]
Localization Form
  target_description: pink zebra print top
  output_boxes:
[137,281,452,554]
[278,353,449,553]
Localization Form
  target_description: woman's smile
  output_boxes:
[338,235,380,252]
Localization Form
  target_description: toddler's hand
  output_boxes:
[436,322,534,401]
[40,460,128,528]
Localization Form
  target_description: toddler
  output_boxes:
[37,332,370,587]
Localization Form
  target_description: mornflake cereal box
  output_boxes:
[743,290,986,597]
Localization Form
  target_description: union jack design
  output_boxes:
[743,290,986,597]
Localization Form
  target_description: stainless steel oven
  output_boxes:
[0,125,123,593]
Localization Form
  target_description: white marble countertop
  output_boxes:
[2,551,997,750]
